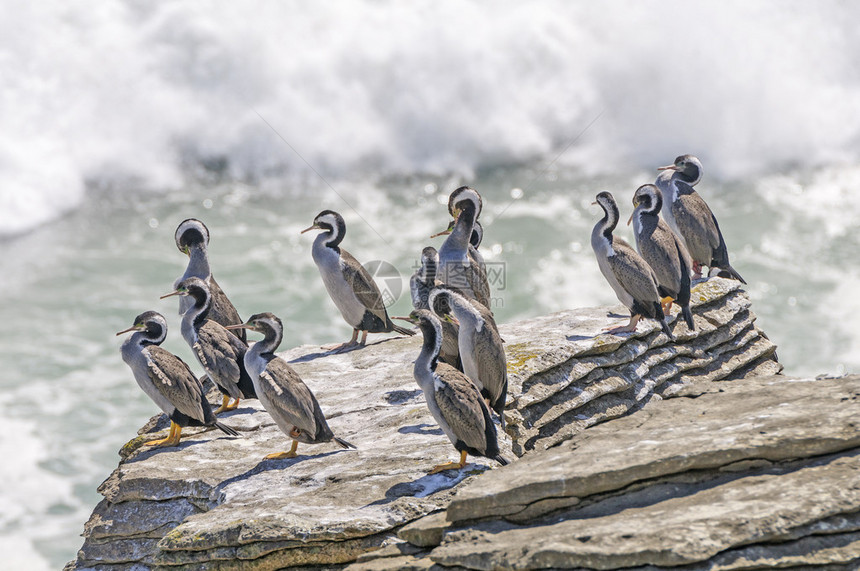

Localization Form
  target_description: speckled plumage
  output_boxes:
[631,185,695,330]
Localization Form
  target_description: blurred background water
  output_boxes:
[2,1,859,567]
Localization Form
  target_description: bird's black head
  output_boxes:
[301,210,346,248]
[117,311,168,345]
[175,219,210,254]
[669,154,703,184]
[174,277,211,311]
[632,184,662,214]
[420,246,438,270]
[449,186,482,219]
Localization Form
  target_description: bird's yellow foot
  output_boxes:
[264,450,298,460]
[224,397,240,411]
[603,315,640,335]
[429,451,468,474]
[265,440,299,460]
[213,395,231,415]
[661,296,675,315]
[145,422,182,447]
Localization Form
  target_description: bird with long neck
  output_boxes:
[629,184,695,330]
[117,311,239,447]
[410,246,460,370]
[655,155,746,283]
[173,219,246,342]
[226,312,355,459]
[428,286,507,429]
[436,187,491,309]
[591,192,674,340]
[302,210,414,352]
[161,277,257,414]
[393,309,507,474]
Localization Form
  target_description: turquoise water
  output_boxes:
[2,1,860,567]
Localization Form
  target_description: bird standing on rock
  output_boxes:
[117,311,239,447]
[161,277,257,414]
[591,192,674,340]
[173,219,246,342]
[394,309,507,474]
[629,184,696,330]
[436,187,492,309]
[428,286,507,429]
[655,155,746,283]
[227,312,355,460]
[302,210,414,352]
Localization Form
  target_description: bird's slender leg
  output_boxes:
[603,314,641,334]
[213,395,231,415]
[224,397,240,411]
[358,330,368,345]
[324,329,359,352]
[146,421,182,447]
[429,450,468,474]
[265,439,299,460]
[661,296,675,315]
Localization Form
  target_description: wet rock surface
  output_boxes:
[68,279,794,570]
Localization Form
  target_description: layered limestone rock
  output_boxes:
[360,374,860,570]
[68,278,781,570]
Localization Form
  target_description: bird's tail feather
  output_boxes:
[215,422,240,437]
[392,324,416,336]
[714,264,747,284]
[682,305,695,330]
[494,454,509,466]
[654,303,676,341]
[334,436,357,450]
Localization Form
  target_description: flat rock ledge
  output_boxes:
[68,278,783,570]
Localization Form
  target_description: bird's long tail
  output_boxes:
[392,324,416,336]
[713,264,747,284]
[334,436,357,450]
[494,454,509,466]
[654,303,676,341]
[681,305,695,330]
[215,422,240,437]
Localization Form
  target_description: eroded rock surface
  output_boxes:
[368,375,860,571]
[68,279,783,570]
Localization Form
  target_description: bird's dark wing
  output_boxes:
[144,346,207,423]
[339,249,390,324]
[259,357,323,440]
[473,325,508,412]
[208,276,246,342]
[195,321,244,386]
[608,241,661,306]
[639,222,685,298]
[434,365,489,453]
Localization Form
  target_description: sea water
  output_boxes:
[1,1,859,567]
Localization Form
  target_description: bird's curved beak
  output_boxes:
[116,324,142,336]
[159,290,183,299]
[657,164,679,171]
[627,213,633,226]
[300,224,320,234]
[392,316,417,325]
[443,314,460,326]
[224,323,251,331]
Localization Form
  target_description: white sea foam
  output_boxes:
[2,1,860,236]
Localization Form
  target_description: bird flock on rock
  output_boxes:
[118,153,744,474]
